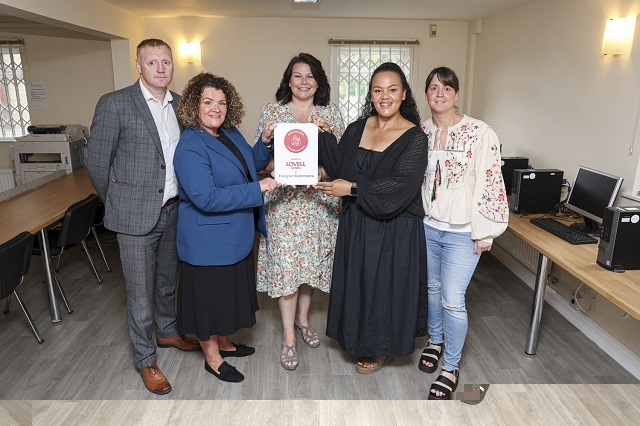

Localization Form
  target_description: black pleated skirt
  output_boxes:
[177,250,259,341]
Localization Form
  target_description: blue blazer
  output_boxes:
[173,127,273,266]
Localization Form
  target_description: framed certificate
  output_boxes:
[274,122,318,185]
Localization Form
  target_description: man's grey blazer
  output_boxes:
[87,80,181,236]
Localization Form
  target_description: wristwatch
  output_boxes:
[351,181,357,196]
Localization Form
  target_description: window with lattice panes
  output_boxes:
[331,43,414,125]
[1,41,30,138]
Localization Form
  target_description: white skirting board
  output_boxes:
[491,243,640,380]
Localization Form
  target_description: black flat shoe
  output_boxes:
[219,343,255,358]
[204,360,244,383]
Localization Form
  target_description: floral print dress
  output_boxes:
[255,102,345,297]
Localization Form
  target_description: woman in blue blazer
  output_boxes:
[174,72,279,383]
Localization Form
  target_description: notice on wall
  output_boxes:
[274,122,318,185]
[28,81,49,109]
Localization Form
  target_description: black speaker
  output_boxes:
[597,206,640,271]
[501,157,529,195]
[511,169,563,214]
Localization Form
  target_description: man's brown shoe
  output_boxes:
[157,334,201,351]
[139,361,172,395]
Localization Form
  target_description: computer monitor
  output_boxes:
[565,166,623,236]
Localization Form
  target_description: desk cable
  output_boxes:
[573,282,596,312]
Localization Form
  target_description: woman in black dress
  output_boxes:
[315,62,428,373]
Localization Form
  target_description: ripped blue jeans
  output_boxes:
[424,223,481,372]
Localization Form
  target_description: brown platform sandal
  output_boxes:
[355,356,394,374]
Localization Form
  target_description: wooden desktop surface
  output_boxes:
[508,212,640,321]
[0,168,96,243]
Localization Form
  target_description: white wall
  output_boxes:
[144,16,469,138]
[472,0,640,197]
[0,33,114,170]
[475,0,640,360]
[0,0,144,90]
[20,35,114,127]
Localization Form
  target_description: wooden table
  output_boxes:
[507,213,640,354]
[0,168,96,322]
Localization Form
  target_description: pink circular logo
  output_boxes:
[284,129,308,153]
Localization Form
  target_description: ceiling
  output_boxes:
[100,0,536,21]
[0,0,536,39]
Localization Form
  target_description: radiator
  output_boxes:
[0,169,15,192]
[494,230,539,272]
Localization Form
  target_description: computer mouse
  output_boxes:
[613,265,625,273]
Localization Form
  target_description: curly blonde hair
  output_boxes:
[178,72,245,129]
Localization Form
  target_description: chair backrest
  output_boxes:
[93,200,106,227]
[0,232,34,300]
[57,194,99,248]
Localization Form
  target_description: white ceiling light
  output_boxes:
[293,0,319,3]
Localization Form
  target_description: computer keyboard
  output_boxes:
[530,217,598,245]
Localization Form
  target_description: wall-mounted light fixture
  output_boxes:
[293,0,319,3]
[602,16,636,56]
[179,40,201,63]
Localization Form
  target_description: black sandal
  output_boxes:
[418,341,443,374]
[428,369,459,400]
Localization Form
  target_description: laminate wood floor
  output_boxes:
[0,231,638,424]
[2,384,640,425]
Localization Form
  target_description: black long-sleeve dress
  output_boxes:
[318,118,429,357]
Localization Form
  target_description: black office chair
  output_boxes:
[46,193,103,284]
[0,231,44,343]
[88,200,112,273]
[32,194,102,314]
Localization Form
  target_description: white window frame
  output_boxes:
[330,39,418,125]
[1,39,31,138]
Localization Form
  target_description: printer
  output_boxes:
[13,124,88,185]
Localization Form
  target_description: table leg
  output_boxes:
[39,229,61,323]
[525,253,552,355]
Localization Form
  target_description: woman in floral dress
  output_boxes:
[255,53,344,370]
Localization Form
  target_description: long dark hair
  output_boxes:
[359,62,421,126]
[275,53,330,106]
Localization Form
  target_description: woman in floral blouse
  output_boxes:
[417,66,509,400]
[255,53,345,371]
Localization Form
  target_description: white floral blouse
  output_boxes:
[420,115,509,243]
[255,102,345,297]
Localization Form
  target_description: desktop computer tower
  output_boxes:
[597,206,640,271]
[501,157,529,195]
[511,168,564,214]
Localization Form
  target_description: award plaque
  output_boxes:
[274,122,318,185]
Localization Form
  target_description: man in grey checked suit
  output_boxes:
[87,38,200,395]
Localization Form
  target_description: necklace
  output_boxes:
[430,127,445,202]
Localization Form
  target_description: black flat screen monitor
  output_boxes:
[565,166,623,236]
